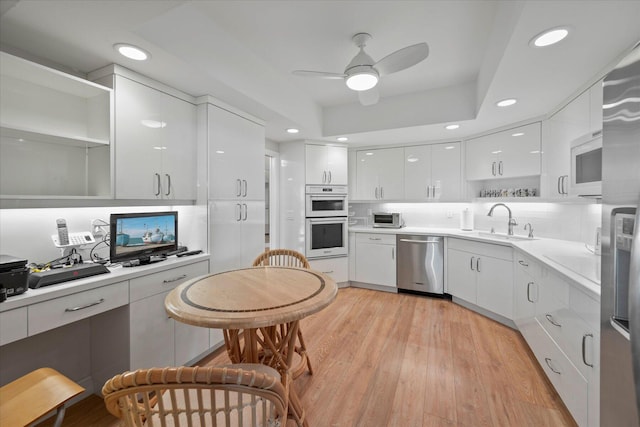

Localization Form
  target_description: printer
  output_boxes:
[0,254,29,298]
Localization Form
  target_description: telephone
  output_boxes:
[51,232,95,247]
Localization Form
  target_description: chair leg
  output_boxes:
[297,329,313,376]
[53,405,66,427]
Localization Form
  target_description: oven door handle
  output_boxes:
[307,218,347,223]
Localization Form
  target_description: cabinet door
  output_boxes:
[497,122,541,179]
[114,76,163,199]
[514,266,537,328]
[326,145,348,185]
[208,105,265,200]
[465,135,498,181]
[404,145,432,199]
[162,94,196,200]
[356,150,379,199]
[305,144,328,184]
[476,256,514,319]
[355,242,396,287]
[446,249,476,303]
[431,142,461,200]
[130,291,174,370]
[209,200,265,273]
[175,321,209,366]
[377,147,404,199]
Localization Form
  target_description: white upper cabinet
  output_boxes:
[404,142,461,201]
[541,80,603,199]
[208,104,265,201]
[0,52,111,198]
[355,147,404,200]
[466,122,541,181]
[305,144,347,185]
[111,75,196,200]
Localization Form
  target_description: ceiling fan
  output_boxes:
[292,32,429,106]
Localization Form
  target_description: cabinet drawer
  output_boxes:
[570,285,599,330]
[28,281,129,336]
[447,238,512,261]
[529,319,588,427]
[309,257,348,283]
[130,261,209,302]
[355,233,396,245]
[515,252,542,280]
[0,307,27,346]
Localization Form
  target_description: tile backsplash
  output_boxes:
[350,201,601,245]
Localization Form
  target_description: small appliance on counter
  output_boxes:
[460,208,474,231]
[372,212,404,228]
[0,254,29,299]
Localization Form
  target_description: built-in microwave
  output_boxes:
[570,131,602,197]
[305,217,348,259]
[305,185,348,217]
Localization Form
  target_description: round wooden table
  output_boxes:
[165,266,338,427]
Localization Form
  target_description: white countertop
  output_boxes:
[350,226,600,299]
[0,253,210,312]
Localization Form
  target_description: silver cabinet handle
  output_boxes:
[242,203,248,221]
[427,185,431,199]
[476,257,480,272]
[498,161,504,175]
[322,270,334,274]
[155,173,161,196]
[518,260,529,267]
[163,274,188,284]
[242,179,247,197]
[236,179,242,197]
[470,256,475,271]
[392,247,395,260]
[323,171,326,184]
[526,282,536,302]
[545,358,561,375]
[545,314,562,327]
[165,174,171,196]
[557,176,562,195]
[380,186,384,199]
[65,298,104,312]
[369,237,382,241]
[582,333,594,367]
[492,161,496,176]
[374,187,379,199]
[236,203,242,221]
[328,170,332,183]
[562,175,568,194]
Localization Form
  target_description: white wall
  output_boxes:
[350,201,601,246]
[0,205,207,265]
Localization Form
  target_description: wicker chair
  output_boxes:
[252,249,313,378]
[102,365,287,427]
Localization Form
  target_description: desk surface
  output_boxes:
[165,266,338,329]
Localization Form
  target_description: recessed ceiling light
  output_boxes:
[496,98,517,107]
[445,124,460,130]
[444,146,456,150]
[365,152,373,156]
[114,43,150,61]
[512,132,525,137]
[337,137,348,142]
[530,27,569,48]
[286,128,299,134]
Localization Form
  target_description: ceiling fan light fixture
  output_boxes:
[345,66,379,91]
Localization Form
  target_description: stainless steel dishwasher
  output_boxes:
[397,234,444,295]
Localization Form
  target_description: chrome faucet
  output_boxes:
[524,223,534,238]
[487,203,517,235]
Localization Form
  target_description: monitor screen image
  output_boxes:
[109,211,178,264]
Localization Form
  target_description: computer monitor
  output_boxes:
[109,211,178,264]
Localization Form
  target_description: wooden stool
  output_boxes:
[0,367,84,427]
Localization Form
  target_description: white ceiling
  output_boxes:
[1,0,639,147]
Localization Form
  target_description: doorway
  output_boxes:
[265,150,279,250]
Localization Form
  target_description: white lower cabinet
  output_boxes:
[514,251,599,427]
[354,233,396,289]
[447,239,513,319]
[0,307,27,346]
[129,261,210,370]
[309,257,349,284]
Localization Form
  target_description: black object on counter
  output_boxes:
[0,254,29,297]
[28,263,109,289]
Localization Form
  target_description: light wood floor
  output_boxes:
[41,287,577,427]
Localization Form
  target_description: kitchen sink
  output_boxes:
[473,231,538,241]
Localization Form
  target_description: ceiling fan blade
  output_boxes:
[374,42,429,76]
[292,70,346,79]
[358,87,379,106]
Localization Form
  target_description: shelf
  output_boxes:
[0,51,111,98]
[1,125,109,148]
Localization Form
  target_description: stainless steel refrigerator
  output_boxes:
[601,43,640,426]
